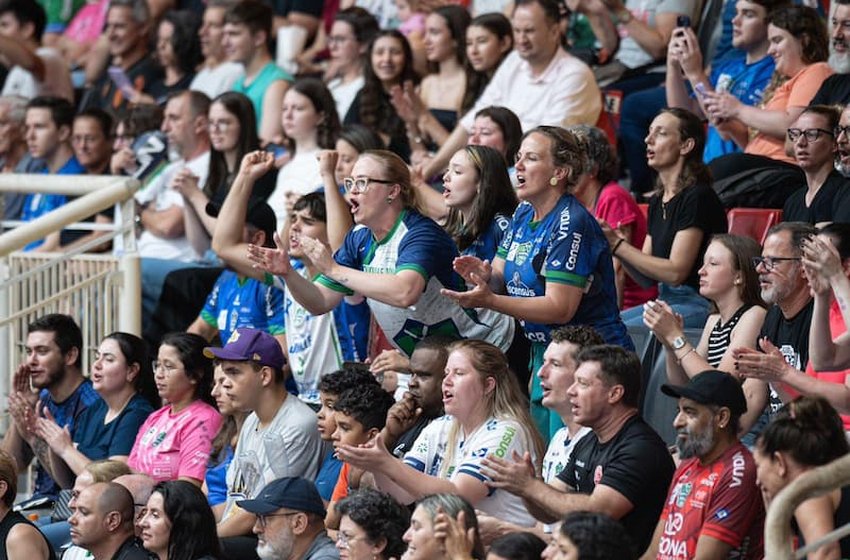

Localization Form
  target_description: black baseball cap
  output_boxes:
[206,197,276,242]
[237,477,326,517]
[661,370,747,415]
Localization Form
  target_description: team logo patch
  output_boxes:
[676,482,693,508]
[593,465,603,484]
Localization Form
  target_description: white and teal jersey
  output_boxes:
[201,270,285,344]
[270,261,349,404]
[317,210,514,356]
[497,195,629,347]
[404,415,536,526]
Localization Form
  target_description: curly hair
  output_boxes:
[565,125,618,187]
[359,30,418,140]
[335,489,409,559]
[559,511,637,560]
[550,325,605,349]
[443,145,517,252]
[333,383,395,432]
[284,78,340,152]
[318,364,379,397]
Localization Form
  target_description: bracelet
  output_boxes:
[676,346,696,365]
[612,238,625,256]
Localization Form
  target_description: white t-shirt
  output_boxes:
[328,75,364,121]
[542,425,591,483]
[404,415,536,526]
[135,151,210,261]
[190,62,245,100]
[2,47,74,101]
[222,394,324,519]
[268,149,322,227]
[271,261,345,404]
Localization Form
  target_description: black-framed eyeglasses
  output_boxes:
[787,128,834,142]
[836,125,850,138]
[342,177,395,194]
[752,256,802,271]
[257,512,301,528]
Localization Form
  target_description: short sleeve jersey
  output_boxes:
[461,213,511,262]
[200,270,286,345]
[222,395,324,519]
[704,54,775,162]
[404,415,536,526]
[656,443,764,560]
[73,394,153,460]
[34,380,101,498]
[317,211,514,356]
[542,425,591,483]
[782,171,850,224]
[647,183,728,290]
[496,195,629,346]
[557,415,676,555]
[270,261,352,403]
[127,401,222,482]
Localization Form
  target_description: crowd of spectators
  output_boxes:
[3,0,850,558]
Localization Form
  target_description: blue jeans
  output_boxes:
[621,283,710,328]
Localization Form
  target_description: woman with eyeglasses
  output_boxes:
[704,6,832,208]
[642,234,768,433]
[127,333,222,486]
[600,108,727,329]
[171,91,277,258]
[244,148,516,358]
[781,106,846,225]
[139,480,221,560]
[34,333,156,489]
[334,489,408,560]
[324,8,380,120]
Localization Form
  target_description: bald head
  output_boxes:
[97,483,135,530]
[114,474,154,506]
[70,483,135,550]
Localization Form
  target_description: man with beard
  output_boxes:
[2,314,100,503]
[238,477,338,560]
[810,0,850,105]
[836,105,850,177]
[640,371,764,560]
[732,222,815,440]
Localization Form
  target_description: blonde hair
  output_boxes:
[360,150,419,211]
[438,340,545,479]
[86,459,132,483]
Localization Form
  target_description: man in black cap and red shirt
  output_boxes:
[641,370,765,560]
[238,476,338,560]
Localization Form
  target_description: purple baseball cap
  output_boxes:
[203,328,286,370]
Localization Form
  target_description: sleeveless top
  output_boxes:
[706,304,753,367]
[0,510,56,560]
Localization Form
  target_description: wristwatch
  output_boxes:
[671,336,687,351]
[616,8,633,24]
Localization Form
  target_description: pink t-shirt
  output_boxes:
[63,0,109,46]
[595,182,658,308]
[128,400,222,482]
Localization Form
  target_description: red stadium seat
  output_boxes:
[727,208,783,245]
[637,203,649,221]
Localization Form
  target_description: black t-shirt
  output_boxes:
[831,182,850,223]
[648,182,728,289]
[82,55,163,115]
[344,89,411,163]
[111,536,154,560]
[0,511,56,560]
[760,301,814,415]
[783,170,850,224]
[391,415,435,458]
[810,74,850,106]
[556,414,675,555]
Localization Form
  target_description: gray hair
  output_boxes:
[108,0,150,25]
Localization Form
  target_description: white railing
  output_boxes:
[0,174,141,434]
[764,453,850,559]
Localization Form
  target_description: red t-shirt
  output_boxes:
[656,443,764,560]
[595,182,657,308]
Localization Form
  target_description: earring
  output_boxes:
[734,278,741,285]
[549,177,558,186]
[386,197,394,204]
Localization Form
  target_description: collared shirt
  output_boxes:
[460,49,601,132]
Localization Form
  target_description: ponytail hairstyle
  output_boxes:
[757,396,849,467]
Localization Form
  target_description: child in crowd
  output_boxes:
[314,365,381,502]
[327,382,396,528]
